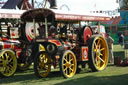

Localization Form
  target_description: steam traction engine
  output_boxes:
[21,8,110,78]
[0,9,33,77]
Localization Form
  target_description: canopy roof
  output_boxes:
[0,9,25,19]
[21,8,111,22]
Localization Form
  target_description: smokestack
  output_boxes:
[32,0,34,8]
[49,0,57,9]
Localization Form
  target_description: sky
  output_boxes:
[57,0,119,11]
[36,0,119,11]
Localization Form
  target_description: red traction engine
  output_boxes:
[0,37,33,77]
[20,8,110,78]
[0,37,21,77]
[0,21,32,78]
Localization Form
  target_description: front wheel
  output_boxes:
[34,51,51,78]
[0,50,17,77]
[87,35,109,72]
[60,50,77,78]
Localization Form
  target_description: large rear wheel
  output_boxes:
[34,51,51,78]
[0,50,17,77]
[60,50,77,78]
[88,35,108,71]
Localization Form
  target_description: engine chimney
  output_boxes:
[49,0,57,9]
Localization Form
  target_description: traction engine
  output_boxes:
[20,8,109,78]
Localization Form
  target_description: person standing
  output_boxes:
[106,33,114,64]
[119,34,125,47]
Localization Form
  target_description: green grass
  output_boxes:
[0,45,128,85]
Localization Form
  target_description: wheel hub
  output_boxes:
[65,62,71,68]
[96,49,101,56]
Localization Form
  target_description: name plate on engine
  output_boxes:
[81,46,88,61]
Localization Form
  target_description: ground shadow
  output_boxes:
[0,69,63,84]
[54,74,128,85]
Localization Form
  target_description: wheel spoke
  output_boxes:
[71,64,74,66]
[68,54,71,62]
[98,56,105,63]
[44,58,48,63]
[8,65,13,71]
[5,53,9,60]
[69,67,73,71]
[64,67,67,71]
[95,57,98,65]
[69,67,73,74]
[64,58,68,62]
[100,48,105,51]
[42,55,45,59]
[40,54,44,60]
[94,42,97,48]
[100,53,103,56]
[97,39,100,45]
[69,58,73,62]
[8,57,13,63]
[0,55,4,60]
[64,67,68,75]
[63,63,66,66]
[99,44,101,49]
[96,58,101,67]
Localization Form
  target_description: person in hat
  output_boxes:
[106,33,114,64]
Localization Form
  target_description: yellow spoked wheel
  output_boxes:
[34,51,51,78]
[0,50,17,77]
[60,50,77,78]
[88,35,108,71]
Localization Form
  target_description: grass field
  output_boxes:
[0,44,128,85]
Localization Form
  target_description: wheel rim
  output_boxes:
[92,36,108,70]
[37,52,51,77]
[62,51,77,78]
[0,50,17,77]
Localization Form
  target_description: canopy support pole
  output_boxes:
[98,21,100,33]
[33,19,36,42]
[45,17,48,38]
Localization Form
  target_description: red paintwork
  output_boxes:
[11,32,15,37]
[0,38,22,58]
[27,35,32,41]
[48,40,62,46]
[55,13,110,21]
[16,50,22,58]
[21,8,111,22]
[3,42,12,49]
[0,13,21,18]
[82,47,88,61]
[83,27,92,44]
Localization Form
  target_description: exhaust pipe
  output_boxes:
[49,0,57,9]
